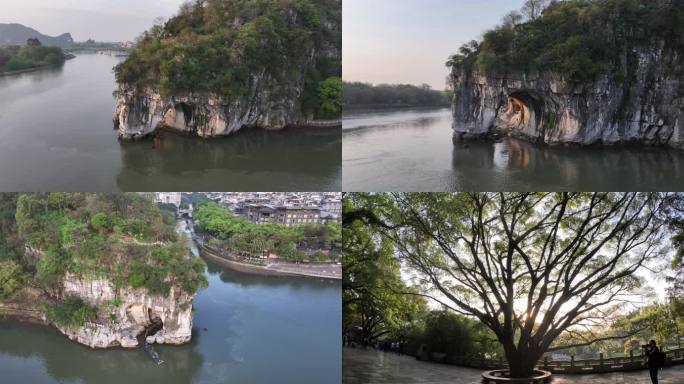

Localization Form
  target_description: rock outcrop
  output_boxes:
[55,273,194,348]
[451,45,684,149]
[113,82,308,140]
[111,0,341,140]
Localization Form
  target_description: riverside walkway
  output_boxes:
[343,348,684,384]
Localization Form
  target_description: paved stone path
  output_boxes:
[343,348,684,384]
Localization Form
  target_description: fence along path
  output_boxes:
[425,348,684,375]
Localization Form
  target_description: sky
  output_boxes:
[0,0,187,42]
[343,0,527,90]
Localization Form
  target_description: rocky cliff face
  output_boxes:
[451,45,684,149]
[113,78,307,140]
[56,273,194,348]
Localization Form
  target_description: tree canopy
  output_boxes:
[194,202,341,261]
[346,192,669,377]
[0,44,65,72]
[448,0,684,83]
[343,196,427,345]
[343,82,450,108]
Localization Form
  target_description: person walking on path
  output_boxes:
[644,339,661,384]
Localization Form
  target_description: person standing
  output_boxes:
[643,340,661,384]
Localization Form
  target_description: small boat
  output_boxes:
[144,342,165,365]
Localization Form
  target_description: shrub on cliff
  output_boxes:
[0,193,21,264]
[114,0,341,118]
[47,296,98,327]
[90,212,110,233]
[0,260,24,299]
[448,0,684,83]
[317,76,342,115]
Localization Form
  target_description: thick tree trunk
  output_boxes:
[506,350,541,378]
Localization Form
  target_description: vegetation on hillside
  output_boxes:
[0,40,66,72]
[46,296,98,328]
[0,260,24,299]
[8,193,207,298]
[343,82,450,108]
[447,0,684,83]
[194,202,341,262]
[114,0,342,117]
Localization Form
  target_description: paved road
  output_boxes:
[343,348,684,384]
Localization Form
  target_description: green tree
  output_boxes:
[350,192,667,378]
[91,213,110,233]
[419,310,501,359]
[0,193,21,263]
[343,194,427,345]
[343,82,449,107]
[26,38,42,47]
[317,76,342,115]
[0,260,24,299]
[450,0,684,83]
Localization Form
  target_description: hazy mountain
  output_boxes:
[0,23,73,47]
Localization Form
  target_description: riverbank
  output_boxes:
[0,302,46,325]
[0,54,75,77]
[342,106,450,132]
[344,104,449,111]
[198,243,341,280]
[184,217,341,280]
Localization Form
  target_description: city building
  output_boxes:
[245,205,321,226]
[154,192,182,207]
[321,198,342,215]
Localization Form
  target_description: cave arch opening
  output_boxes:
[177,102,194,126]
[136,308,164,344]
[501,90,545,131]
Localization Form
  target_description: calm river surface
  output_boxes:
[0,221,341,384]
[0,54,341,191]
[343,108,684,191]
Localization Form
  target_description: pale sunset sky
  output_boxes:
[0,0,187,42]
[343,0,528,90]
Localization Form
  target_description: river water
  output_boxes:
[0,54,341,191]
[343,108,684,191]
[0,221,341,384]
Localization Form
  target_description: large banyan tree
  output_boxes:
[347,193,669,377]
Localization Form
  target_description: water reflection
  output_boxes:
[0,320,204,384]
[343,107,684,191]
[116,127,341,191]
[0,65,64,86]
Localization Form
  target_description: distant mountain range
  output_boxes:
[0,23,73,47]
